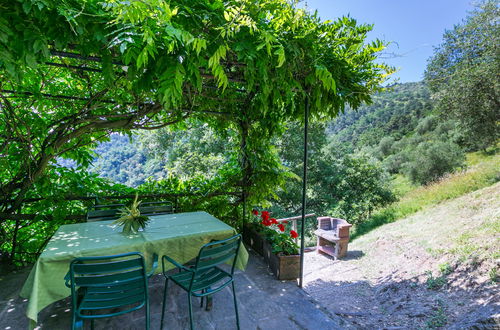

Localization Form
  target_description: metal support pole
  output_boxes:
[242,191,246,231]
[299,95,309,288]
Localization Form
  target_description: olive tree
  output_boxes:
[425,0,499,151]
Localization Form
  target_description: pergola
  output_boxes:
[1,47,312,286]
[0,0,389,286]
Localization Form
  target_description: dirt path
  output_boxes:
[303,182,500,329]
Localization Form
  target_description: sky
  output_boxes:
[303,0,475,83]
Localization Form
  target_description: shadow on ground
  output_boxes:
[0,253,346,330]
[340,251,364,261]
[2,250,498,329]
[303,256,499,329]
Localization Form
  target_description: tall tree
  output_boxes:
[425,0,499,150]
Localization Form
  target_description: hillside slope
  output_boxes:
[303,182,499,329]
[328,82,432,149]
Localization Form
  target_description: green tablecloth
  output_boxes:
[20,211,248,325]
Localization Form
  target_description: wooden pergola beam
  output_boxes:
[50,50,123,65]
[0,89,118,104]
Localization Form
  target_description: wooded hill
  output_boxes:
[328,82,432,150]
[90,81,432,186]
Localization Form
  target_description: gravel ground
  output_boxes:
[303,183,500,329]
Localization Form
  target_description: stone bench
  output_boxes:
[314,217,352,259]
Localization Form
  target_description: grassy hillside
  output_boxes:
[304,181,499,329]
[353,150,500,238]
[353,182,499,271]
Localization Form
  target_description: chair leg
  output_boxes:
[205,295,213,311]
[200,289,204,308]
[146,291,150,330]
[90,319,95,330]
[188,293,194,330]
[73,290,84,330]
[205,286,212,311]
[72,314,83,330]
[232,281,240,330]
[160,278,169,330]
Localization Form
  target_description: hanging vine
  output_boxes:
[0,0,393,265]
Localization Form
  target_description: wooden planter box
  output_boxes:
[263,240,300,281]
[244,224,300,280]
[243,224,265,256]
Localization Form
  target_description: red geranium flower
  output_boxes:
[262,218,272,226]
[278,223,285,232]
[271,218,278,224]
[252,209,259,216]
[290,230,298,238]
[282,220,288,224]
[261,211,270,221]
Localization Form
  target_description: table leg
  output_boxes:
[205,295,213,311]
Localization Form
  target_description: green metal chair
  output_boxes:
[86,204,125,222]
[139,201,175,216]
[160,234,242,330]
[65,252,158,330]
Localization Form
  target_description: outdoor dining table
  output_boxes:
[20,211,248,327]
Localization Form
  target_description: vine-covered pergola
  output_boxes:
[0,0,391,285]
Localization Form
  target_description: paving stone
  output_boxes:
[0,253,344,330]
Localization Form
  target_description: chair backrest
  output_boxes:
[317,216,333,230]
[317,216,352,238]
[68,252,148,317]
[86,204,125,222]
[138,201,174,216]
[194,234,242,276]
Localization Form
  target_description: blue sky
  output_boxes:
[303,0,475,83]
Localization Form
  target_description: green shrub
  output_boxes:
[378,136,395,156]
[426,271,447,290]
[426,300,448,328]
[416,116,437,135]
[383,153,408,174]
[404,141,465,184]
[317,152,397,225]
[489,267,498,283]
[438,262,453,276]
[1,167,135,267]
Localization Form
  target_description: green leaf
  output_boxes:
[274,45,285,68]
[22,1,32,14]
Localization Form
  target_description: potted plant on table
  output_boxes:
[113,193,150,235]
[245,210,300,280]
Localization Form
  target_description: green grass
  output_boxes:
[448,220,498,263]
[425,271,447,290]
[391,174,417,197]
[489,267,498,283]
[425,300,448,329]
[425,263,454,290]
[347,180,498,282]
[352,150,499,239]
[438,262,453,276]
